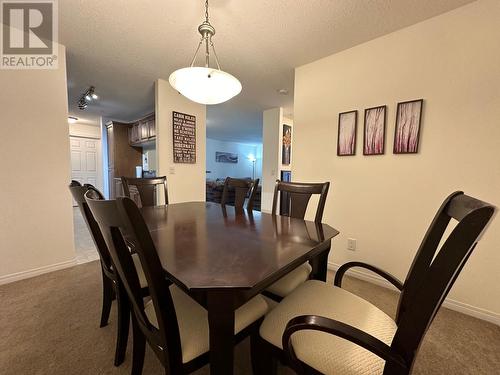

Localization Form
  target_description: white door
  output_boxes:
[70,136,100,205]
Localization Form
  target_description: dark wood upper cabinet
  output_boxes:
[148,118,156,138]
[139,120,148,140]
[128,113,155,146]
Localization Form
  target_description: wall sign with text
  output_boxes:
[172,111,196,163]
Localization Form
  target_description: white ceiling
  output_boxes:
[61,0,474,142]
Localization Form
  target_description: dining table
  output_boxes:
[139,201,339,375]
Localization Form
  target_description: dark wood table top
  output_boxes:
[140,202,339,290]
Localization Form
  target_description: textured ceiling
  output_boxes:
[61,0,475,142]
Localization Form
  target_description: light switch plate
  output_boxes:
[347,238,356,251]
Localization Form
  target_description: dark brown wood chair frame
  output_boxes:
[121,176,169,207]
[85,194,264,375]
[271,180,330,223]
[263,180,330,302]
[68,182,148,366]
[221,177,260,211]
[252,191,496,375]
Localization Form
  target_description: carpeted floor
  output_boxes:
[73,207,100,264]
[0,261,499,374]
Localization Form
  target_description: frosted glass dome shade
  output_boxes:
[169,67,242,105]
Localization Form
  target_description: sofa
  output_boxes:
[206,178,261,211]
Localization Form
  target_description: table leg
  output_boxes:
[310,240,331,281]
[207,290,235,375]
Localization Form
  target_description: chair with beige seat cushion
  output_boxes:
[69,182,148,367]
[265,180,330,301]
[254,192,496,374]
[145,285,267,364]
[265,263,312,298]
[86,194,268,375]
[261,280,396,374]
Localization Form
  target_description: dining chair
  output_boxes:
[121,176,168,207]
[221,177,260,211]
[85,194,269,375]
[254,191,496,375]
[265,180,330,301]
[68,182,148,367]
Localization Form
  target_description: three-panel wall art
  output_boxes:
[337,99,423,156]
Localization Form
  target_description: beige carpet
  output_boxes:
[0,261,499,374]
[73,207,100,264]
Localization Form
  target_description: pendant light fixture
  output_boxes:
[169,0,242,105]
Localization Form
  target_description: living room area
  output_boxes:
[205,138,263,209]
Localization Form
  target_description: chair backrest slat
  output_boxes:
[121,176,169,207]
[386,192,496,373]
[221,177,260,211]
[272,180,330,223]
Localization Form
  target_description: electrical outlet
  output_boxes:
[347,238,356,251]
[169,166,175,175]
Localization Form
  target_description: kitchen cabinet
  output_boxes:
[128,122,140,144]
[140,120,149,140]
[148,118,156,138]
[128,113,155,146]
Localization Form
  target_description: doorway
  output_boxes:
[69,135,102,263]
[70,136,101,194]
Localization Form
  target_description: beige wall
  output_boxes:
[293,0,500,323]
[155,79,206,203]
[0,45,76,283]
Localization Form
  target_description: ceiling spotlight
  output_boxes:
[78,86,98,110]
[85,86,97,101]
[78,97,88,110]
[277,88,289,95]
[68,116,78,124]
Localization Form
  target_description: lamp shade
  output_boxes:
[169,67,242,105]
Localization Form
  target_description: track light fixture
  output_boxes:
[78,86,98,110]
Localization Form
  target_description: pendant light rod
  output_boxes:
[210,39,221,70]
[188,0,222,70]
[203,0,210,68]
[189,40,203,67]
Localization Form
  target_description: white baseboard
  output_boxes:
[0,259,77,285]
[328,262,500,326]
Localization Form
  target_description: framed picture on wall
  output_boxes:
[363,105,386,155]
[172,111,196,163]
[337,110,357,156]
[215,151,238,163]
[393,99,424,154]
[282,124,292,165]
